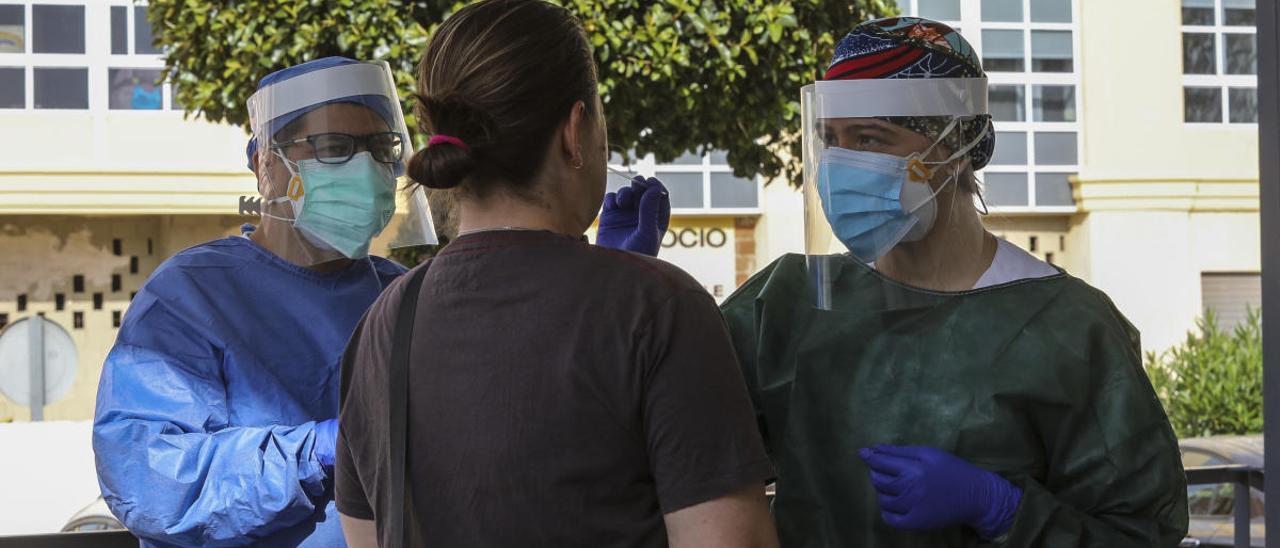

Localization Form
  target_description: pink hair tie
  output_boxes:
[428,134,470,152]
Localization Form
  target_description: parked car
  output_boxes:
[1180,436,1264,548]
[61,496,123,533]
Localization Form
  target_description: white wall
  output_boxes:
[0,421,100,536]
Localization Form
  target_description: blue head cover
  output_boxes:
[245,56,399,171]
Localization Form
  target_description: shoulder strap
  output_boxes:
[387,262,429,548]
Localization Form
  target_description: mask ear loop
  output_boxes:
[905,118,991,216]
[260,148,304,223]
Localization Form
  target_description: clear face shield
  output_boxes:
[801,77,989,309]
[247,60,437,268]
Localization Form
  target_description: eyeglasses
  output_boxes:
[272,132,404,165]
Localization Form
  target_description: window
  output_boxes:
[918,0,961,21]
[1034,132,1078,165]
[4,3,176,113]
[0,67,23,108]
[1185,86,1224,123]
[1224,33,1256,74]
[989,85,1026,121]
[1035,172,1074,206]
[34,67,88,109]
[133,6,159,54]
[0,4,23,53]
[656,172,704,209]
[710,173,758,208]
[1229,87,1257,123]
[983,173,1030,206]
[1181,0,1257,124]
[981,0,1022,22]
[109,5,160,55]
[32,4,84,54]
[110,6,127,54]
[1182,33,1217,74]
[1223,0,1255,25]
[1202,272,1261,330]
[609,149,761,213]
[1033,85,1076,122]
[109,68,163,110]
[1183,0,1215,24]
[1031,31,1073,72]
[982,30,1024,72]
[905,0,1080,211]
[1030,0,1071,23]
[991,132,1028,165]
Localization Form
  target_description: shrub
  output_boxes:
[1145,309,1262,439]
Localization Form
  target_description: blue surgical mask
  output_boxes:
[816,118,985,262]
[273,151,398,259]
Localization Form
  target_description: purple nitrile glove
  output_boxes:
[859,444,1022,540]
[314,419,338,471]
[596,176,671,257]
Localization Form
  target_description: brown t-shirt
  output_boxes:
[335,230,773,547]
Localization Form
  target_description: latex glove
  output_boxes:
[314,419,338,471]
[859,444,1022,540]
[596,176,670,257]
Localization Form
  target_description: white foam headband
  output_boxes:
[808,77,989,118]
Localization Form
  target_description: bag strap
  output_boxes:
[387,262,429,548]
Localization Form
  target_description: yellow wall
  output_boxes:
[0,215,245,421]
[0,111,256,215]
[755,179,807,266]
[1073,0,1261,353]
[1078,0,1258,183]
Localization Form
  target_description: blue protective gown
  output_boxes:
[93,233,405,547]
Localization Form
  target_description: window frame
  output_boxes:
[904,0,1082,214]
[609,151,764,216]
[0,0,178,113]
[1181,0,1259,125]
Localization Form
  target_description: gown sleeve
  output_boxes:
[92,292,330,547]
[993,289,1189,547]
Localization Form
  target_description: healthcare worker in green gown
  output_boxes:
[720,17,1189,547]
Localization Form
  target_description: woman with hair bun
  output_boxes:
[334,1,779,547]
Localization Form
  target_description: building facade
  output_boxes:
[900,0,1261,353]
[0,0,1263,421]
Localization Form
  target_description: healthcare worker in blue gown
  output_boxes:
[92,56,669,547]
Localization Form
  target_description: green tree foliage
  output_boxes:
[148,0,895,185]
[1145,309,1263,439]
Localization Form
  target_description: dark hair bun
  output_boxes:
[407,140,474,190]
[412,0,597,196]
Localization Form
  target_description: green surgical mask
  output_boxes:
[274,151,397,259]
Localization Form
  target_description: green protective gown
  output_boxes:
[720,254,1188,547]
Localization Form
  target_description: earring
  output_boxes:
[572,146,584,169]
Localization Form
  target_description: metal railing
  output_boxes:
[1183,464,1264,548]
[0,468,1259,548]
